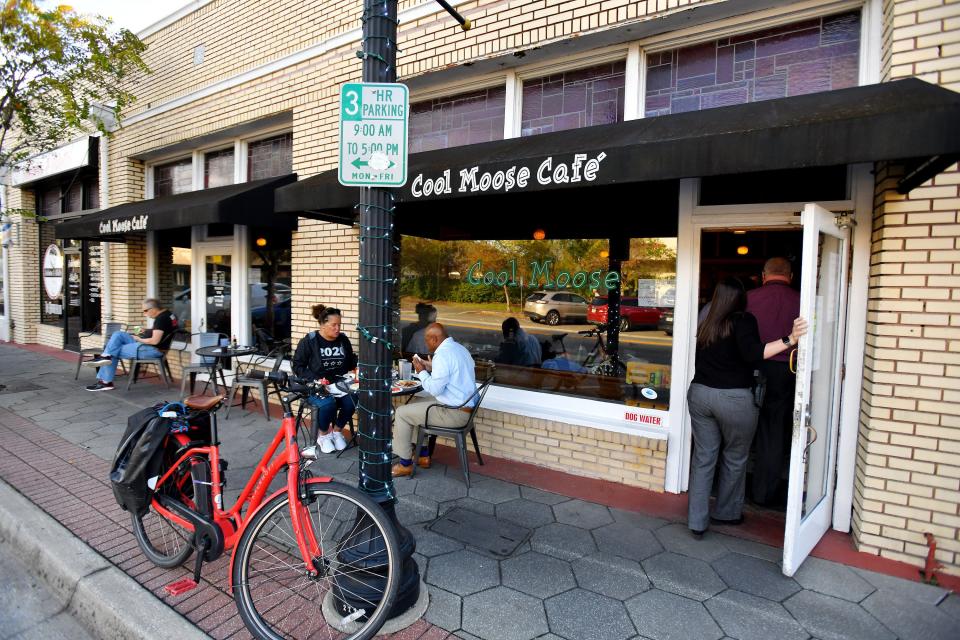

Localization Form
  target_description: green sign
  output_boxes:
[339,82,408,187]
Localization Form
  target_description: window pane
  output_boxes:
[204,148,235,188]
[158,230,192,332]
[40,186,60,217]
[85,178,100,209]
[410,87,506,153]
[399,236,676,411]
[39,224,63,325]
[206,255,232,336]
[64,182,83,213]
[250,233,292,347]
[645,11,861,117]
[247,133,293,181]
[521,61,626,136]
[154,158,193,197]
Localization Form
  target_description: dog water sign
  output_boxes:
[339,82,408,187]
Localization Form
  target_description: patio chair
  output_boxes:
[75,322,126,380]
[255,328,291,358]
[224,345,286,419]
[411,377,493,488]
[173,332,229,398]
[124,344,173,391]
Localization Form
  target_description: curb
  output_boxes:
[0,479,210,640]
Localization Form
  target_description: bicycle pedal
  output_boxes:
[164,577,198,596]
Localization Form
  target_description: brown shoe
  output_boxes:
[391,463,414,478]
[417,456,431,469]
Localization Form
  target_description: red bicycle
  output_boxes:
[131,372,400,640]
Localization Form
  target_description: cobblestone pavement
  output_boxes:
[0,343,958,640]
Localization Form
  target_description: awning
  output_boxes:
[55,174,297,240]
[275,78,960,237]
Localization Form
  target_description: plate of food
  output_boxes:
[391,379,421,393]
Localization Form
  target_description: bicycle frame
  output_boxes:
[151,411,330,559]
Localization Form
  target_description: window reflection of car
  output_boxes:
[523,291,589,325]
[658,310,674,336]
[172,283,292,323]
[587,297,669,332]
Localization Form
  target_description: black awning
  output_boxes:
[55,174,297,240]
[276,78,960,228]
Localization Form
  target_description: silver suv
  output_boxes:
[524,291,588,325]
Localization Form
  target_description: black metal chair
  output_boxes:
[224,345,287,419]
[172,332,229,398]
[411,377,493,488]
[75,322,126,380]
[255,328,291,358]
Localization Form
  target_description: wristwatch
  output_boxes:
[781,336,792,346]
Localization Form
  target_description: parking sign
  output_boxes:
[339,82,409,187]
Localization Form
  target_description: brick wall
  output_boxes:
[854,0,960,576]
[4,189,39,345]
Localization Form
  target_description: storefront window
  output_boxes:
[157,229,192,332]
[250,231,292,345]
[204,147,235,188]
[247,133,293,181]
[39,224,64,326]
[521,61,626,136]
[40,186,60,217]
[645,11,860,116]
[154,158,193,197]
[399,235,676,410]
[409,87,506,153]
[206,254,232,336]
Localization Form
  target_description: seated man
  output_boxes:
[392,323,476,477]
[541,336,586,372]
[86,298,178,392]
[494,317,541,367]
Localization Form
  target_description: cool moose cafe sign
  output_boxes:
[98,215,149,235]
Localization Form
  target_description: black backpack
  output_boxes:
[109,405,171,515]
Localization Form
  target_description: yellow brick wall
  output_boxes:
[35,324,63,349]
[4,189,40,345]
[855,0,960,578]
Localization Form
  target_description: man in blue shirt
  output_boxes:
[392,323,476,477]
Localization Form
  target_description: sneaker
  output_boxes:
[317,432,337,454]
[86,381,114,392]
[88,357,112,367]
[331,430,348,451]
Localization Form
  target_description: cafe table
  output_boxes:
[194,344,259,395]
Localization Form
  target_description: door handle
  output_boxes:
[803,425,817,462]
[789,348,798,374]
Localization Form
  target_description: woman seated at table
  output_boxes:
[292,304,357,453]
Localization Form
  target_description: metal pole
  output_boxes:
[342,0,421,619]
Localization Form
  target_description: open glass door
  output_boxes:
[782,203,850,576]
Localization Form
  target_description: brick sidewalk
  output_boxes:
[0,407,446,640]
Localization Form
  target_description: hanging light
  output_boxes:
[737,245,749,255]
[532,228,546,240]
[733,230,747,235]
[600,250,609,259]
[256,237,268,247]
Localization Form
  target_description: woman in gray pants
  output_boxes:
[688,278,807,538]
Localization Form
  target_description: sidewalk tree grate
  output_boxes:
[428,507,531,557]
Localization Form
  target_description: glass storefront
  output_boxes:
[205,254,232,336]
[398,235,676,410]
[158,228,192,331]
[250,231,292,345]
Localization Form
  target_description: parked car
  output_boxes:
[523,291,589,325]
[173,282,292,327]
[658,309,674,336]
[588,297,669,332]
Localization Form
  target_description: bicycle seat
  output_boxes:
[184,395,224,411]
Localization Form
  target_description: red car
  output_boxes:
[588,297,667,332]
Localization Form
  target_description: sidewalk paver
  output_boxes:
[0,342,957,640]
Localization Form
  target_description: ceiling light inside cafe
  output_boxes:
[533,229,546,240]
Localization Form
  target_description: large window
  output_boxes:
[399,236,676,411]
[204,148,234,188]
[410,87,506,153]
[157,229,192,331]
[645,11,860,116]
[247,133,292,181]
[521,61,626,136]
[154,158,193,197]
[250,230,292,345]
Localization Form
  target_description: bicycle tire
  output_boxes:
[232,481,401,640]
[131,451,201,567]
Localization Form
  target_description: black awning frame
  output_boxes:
[275,78,960,225]
[55,174,298,240]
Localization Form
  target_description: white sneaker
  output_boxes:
[331,430,348,451]
[317,432,337,454]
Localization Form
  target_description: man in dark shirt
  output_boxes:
[745,257,801,506]
[86,298,178,391]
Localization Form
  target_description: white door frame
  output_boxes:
[666,170,871,536]
[0,240,9,342]
[191,225,251,347]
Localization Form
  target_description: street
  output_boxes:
[0,543,94,640]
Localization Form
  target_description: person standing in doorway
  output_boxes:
[86,299,178,391]
[687,278,806,538]
[746,257,801,508]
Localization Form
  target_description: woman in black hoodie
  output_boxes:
[292,304,358,453]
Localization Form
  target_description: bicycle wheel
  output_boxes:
[131,453,202,568]
[232,481,401,640]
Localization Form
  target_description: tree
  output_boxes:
[0,1,148,172]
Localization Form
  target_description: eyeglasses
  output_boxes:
[141,309,151,313]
